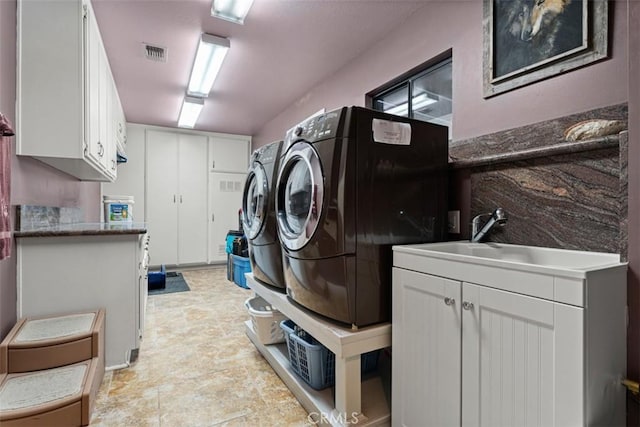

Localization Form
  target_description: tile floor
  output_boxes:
[90,267,313,426]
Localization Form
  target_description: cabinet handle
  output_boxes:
[180,195,183,203]
[111,159,116,170]
[98,142,104,157]
[173,195,176,203]
[211,213,215,222]
[462,301,474,311]
[444,297,455,306]
[212,160,215,169]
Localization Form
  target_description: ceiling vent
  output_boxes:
[143,43,167,63]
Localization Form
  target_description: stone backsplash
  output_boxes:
[16,205,84,231]
[449,104,628,258]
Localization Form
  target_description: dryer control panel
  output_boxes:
[285,108,344,145]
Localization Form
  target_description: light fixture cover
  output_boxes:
[187,34,230,98]
[211,0,254,24]
[178,96,205,128]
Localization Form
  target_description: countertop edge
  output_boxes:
[15,226,148,238]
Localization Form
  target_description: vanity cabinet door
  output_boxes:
[392,268,462,427]
[461,283,584,427]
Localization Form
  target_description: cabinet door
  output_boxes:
[85,6,102,167]
[177,134,209,265]
[208,172,246,263]
[209,136,250,173]
[461,283,583,427]
[146,130,179,266]
[392,268,462,427]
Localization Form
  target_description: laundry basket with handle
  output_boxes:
[245,296,287,344]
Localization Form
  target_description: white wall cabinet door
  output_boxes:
[209,136,250,173]
[392,268,462,427]
[461,283,584,427]
[178,134,209,265]
[208,172,246,263]
[146,131,179,266]
[85,6,102,169]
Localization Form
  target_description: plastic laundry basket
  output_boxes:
[245,296,287,345]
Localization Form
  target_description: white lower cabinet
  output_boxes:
[392,250,626,427]
[17,232,148,370]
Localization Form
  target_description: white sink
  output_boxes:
[395,241,622,273]
[393,241,626,306]
[407,241,621,270]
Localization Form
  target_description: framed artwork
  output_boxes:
[483,0,608,98]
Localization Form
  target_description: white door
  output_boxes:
[177,134,208,265]
[208,172,246,263]
[392,268,462,427]
[461,283,584,427]
[209,136,250,173]
[146,130,179,266]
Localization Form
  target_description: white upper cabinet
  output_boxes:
[16,0,123,182]
[209,136,251,173]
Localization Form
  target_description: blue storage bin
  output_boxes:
[279,319,380,390]
[148,264,166,290]
[231,254,251,289]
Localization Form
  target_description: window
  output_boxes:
[370,55,452,138]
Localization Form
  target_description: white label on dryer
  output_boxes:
[372,119,411,145]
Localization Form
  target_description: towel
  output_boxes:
[0,112,14,260]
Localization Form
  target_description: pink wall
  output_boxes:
[254,1,628,147]
[0,0,101,339]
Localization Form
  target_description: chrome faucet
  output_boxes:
[471,208,508,243]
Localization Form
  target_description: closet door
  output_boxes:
[208,172,246,263]
[146,130,179,266]
[177,134,208,265]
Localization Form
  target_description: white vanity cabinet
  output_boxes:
[17,0,122,182]
[392,243,627,427]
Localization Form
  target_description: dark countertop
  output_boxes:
[15,222,148,238]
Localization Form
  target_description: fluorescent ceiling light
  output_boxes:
[211,0,254,24]
[187,34,230,97]
[178,96,204,128]
[385,93,438,116]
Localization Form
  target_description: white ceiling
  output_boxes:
[92,0,427,136]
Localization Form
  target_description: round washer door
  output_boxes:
[276,142,324,251]
[242,164,268,240]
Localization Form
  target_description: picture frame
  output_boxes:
[483,0,608,98]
